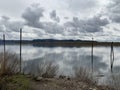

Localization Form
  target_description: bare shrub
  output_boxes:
[73,66,97,84]
[107,73,120,90]
[0,51,20,76]
[37,61,59,78]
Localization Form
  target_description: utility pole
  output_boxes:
[3,34,6,72]
[91,37,94,73]
[110,42,114,73]
[20,28,22,73]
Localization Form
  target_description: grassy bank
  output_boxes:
[0,74,32,90]
[0,74,114,90]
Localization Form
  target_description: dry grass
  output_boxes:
[0,51,20,76]
[36,61,59,78]
[107,73,120,90]
[73,66,97,85]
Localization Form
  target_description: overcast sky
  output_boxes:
[0,0,120,41]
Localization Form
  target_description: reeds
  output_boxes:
[107,73,120,90]
[33,61,59,78]
[73,66,97,85]
[0,51,20,76]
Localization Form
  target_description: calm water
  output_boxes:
[0,45,120,83]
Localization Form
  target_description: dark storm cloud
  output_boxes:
[22,4,44,28]
[64,15,109,33]
[50,10,60,23]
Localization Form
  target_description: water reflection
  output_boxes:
[0,45,120,76]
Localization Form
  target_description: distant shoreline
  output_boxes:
[0,39,120,47]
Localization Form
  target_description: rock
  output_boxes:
[59,75,66,79]
[89,88,96,90]
[67,77,71,80]
[34,76,43,81]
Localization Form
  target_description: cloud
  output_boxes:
[20,2,109,40]
[107,0,120,23]
[21,4,109,35]
[64,0,103,17]
[50,10,60,22]
[0,15,25,39]
[66,0,98,11]
[43,22,63,34]
[0,2,112,41]
[22,4,44,28]
[0,16,24,32]
[1,16,10,21]
[64,15,109,33]
[22,4,63,34]
[0,0,26,17]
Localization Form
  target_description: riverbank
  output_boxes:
[0,52,116,90]
[0,74,114,90]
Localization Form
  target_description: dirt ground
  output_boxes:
[31,78,114,90]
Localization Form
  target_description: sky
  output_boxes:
[0,0,120,41]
